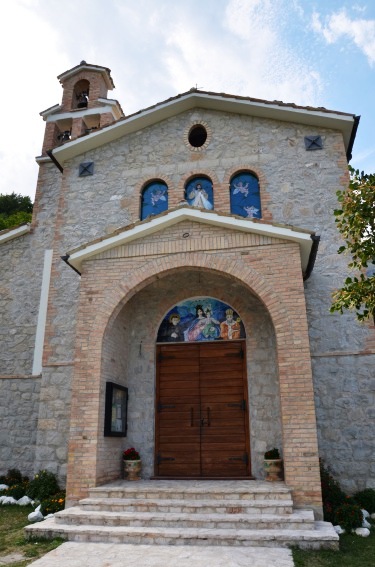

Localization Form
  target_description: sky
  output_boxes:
[0,0,374,200]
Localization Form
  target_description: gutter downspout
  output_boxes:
[46,149,64,173]
[346,115,360,162]
[61,254,81,276]
[303,235,320,281]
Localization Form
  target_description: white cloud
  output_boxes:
[312,9,375,66]
[163,0,323,106]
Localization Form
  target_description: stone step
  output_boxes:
[54,507,314,530]
[79,496,294,515]
[88,480,291,502]
[25,517,339,550]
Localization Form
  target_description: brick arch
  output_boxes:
[137,175,174,194]
[87,253,293,356]
[67,252,321,510]
[177,170,220,194]
[223,165,267,187]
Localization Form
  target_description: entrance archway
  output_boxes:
[99,271,281,481]
[67,250,322,513]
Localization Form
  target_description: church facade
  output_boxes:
[1,62,374,516]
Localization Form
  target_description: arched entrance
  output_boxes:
[155,297,250,477]
[66,247,322,513]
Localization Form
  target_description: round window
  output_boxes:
[188,125,207,148]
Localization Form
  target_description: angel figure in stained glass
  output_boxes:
[243,205,259,218]
[151,188,167,207]
[232,181,249,197]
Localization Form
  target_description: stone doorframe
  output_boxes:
[66,251,323,518]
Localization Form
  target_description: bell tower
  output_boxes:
[39,61,124,155]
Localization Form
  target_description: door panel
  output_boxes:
[155,341,250,477]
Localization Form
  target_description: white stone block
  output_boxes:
[17,495,34,506]
[2,496,17,505]
[334,525,345,535]
[28,504,44,522]
[355,528,370,537]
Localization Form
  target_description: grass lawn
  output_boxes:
[0,505,64,567]
[292,525,375,567]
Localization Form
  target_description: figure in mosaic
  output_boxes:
[201,306,220,339]
[220,309,241,340]
[188,183,213,210]
[165,313,184,342]
[184,305,208,341]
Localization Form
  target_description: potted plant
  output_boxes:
[122,447,142,481]
[264,448,283,481]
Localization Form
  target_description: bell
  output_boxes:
[77,91,88,108]
[58,130,71,142]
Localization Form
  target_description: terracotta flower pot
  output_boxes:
[123,459,142,481]
[264,459,283,481]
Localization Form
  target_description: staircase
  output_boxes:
[25,480,338,550]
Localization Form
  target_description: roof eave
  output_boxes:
[51,92,357,163]
[58,64,115,90]
[65,207,314,275]
[0,223,31,244]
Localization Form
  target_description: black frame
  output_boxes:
[104,382,128,437]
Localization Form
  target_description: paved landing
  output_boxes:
[28,542,294,567]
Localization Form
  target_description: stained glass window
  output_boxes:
[230,172,261,219]
[141,181,168,220]
[185,177,214,210]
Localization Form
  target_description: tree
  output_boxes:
[0,192,33,230]
[330,166,375,323]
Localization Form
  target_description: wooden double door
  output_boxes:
[155,341,251,478]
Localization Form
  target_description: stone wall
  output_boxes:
[312,353,375,493]
[0,234,40,375]
[0,163,62,376]
[0,377,40,477]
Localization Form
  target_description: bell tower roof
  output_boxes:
[57,60,115,90]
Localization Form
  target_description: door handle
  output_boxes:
[201,407,211,427]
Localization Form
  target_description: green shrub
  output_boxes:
[0,468,24,487]
[26,470,60,501]
[354,488,375,514]
[334,502,363,532]
[319,460,347,523]
[40,491,66,515]
[264,448,280,459]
